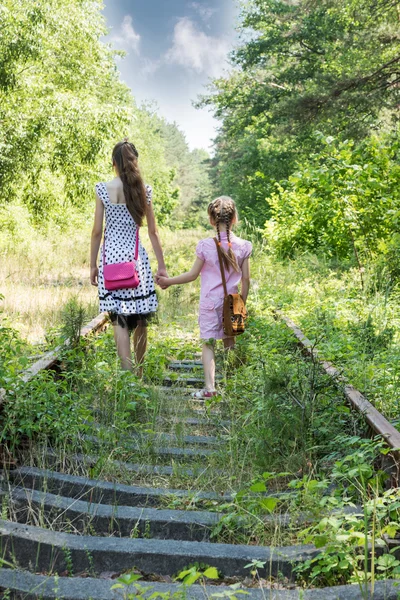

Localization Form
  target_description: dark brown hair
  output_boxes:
[208,196,240,273]
[112,141,147,226]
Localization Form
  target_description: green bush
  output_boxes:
[266,133,400,260]
[0,296,30,388]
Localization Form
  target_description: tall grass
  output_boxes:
[0,202,204,344]
[1,205,96,343]
[3,209,400,421]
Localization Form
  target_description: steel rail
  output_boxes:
[274,310,400,451]
[0,313,109,465]
[21,313,109,384]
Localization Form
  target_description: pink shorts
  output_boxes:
[198,299,229,340]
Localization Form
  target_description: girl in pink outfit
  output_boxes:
[157,197,252,398]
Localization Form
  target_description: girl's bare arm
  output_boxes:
[90,195,104,286]
[158,258,204,288]
[146,201,167,277]
[241,258,250,303]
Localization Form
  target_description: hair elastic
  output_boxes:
[227,242,232,248]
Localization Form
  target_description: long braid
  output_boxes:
[225,212,231,245]
[225,211,237,268]
[208,196,240,273]
[216,213,221,244]
[112,140,147,226]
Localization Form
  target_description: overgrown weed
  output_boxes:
[2,229,400,589]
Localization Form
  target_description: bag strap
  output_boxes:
[102,232,106,265]
[214,237,228,297]
[134,227,139,261]
[103,226,140,266]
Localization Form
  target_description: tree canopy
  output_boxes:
[202,0,400,231]
[156,120,213,227]
[0,0,211,229]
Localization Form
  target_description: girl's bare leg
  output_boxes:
[202,341,216,391]
[134,324,148,378]
[113,324,133,371]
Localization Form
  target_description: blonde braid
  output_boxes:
[216,213,221,244]
[208,196,240,273]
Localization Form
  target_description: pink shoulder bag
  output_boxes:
[103,228,140,291]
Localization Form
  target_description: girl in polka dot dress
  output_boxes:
[158,197,251,398]
[90,140,167,374]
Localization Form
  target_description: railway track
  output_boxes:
[0,313,399,599]
[274,310,400,482]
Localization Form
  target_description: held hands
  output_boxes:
[157,275,170,290]
[155,267,170,290]
[155,267,168,280]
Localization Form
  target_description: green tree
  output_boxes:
[0,0,133,222]
[156,119,213,226]
[201,0,400,224]
[267,133,400,259]
[0,0,180,228]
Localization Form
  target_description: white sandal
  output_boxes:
[191,389,218,399]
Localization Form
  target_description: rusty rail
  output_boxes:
[21,313,109,384]
[0,313,109,465]
[274,310,400,451]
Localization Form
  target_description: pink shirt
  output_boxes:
[196,232,252,308]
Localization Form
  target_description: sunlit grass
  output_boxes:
[0,216,205,344]
[3,215,400,421]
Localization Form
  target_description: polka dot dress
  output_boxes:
[96,182,158,316]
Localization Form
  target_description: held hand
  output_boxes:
[157,275,170,290]
[90,267,98,286]
[156,267,168,280]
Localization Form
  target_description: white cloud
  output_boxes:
[140,57,162,78]
[191,2,217,23]
[111,15,141,54]
[165,18,230,78]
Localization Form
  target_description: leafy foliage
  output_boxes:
[155,117,214,227]
[0,312,30,389]
[0,0,132,221]
[267,133,400,258]
[0,1,209,230]
[234,0,400,133]
[202,0,400,229]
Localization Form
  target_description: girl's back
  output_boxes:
[104,178,127,205]
[156,195,251,397]
[196,232,252,303]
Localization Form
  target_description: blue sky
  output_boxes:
[102,1,239,151]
